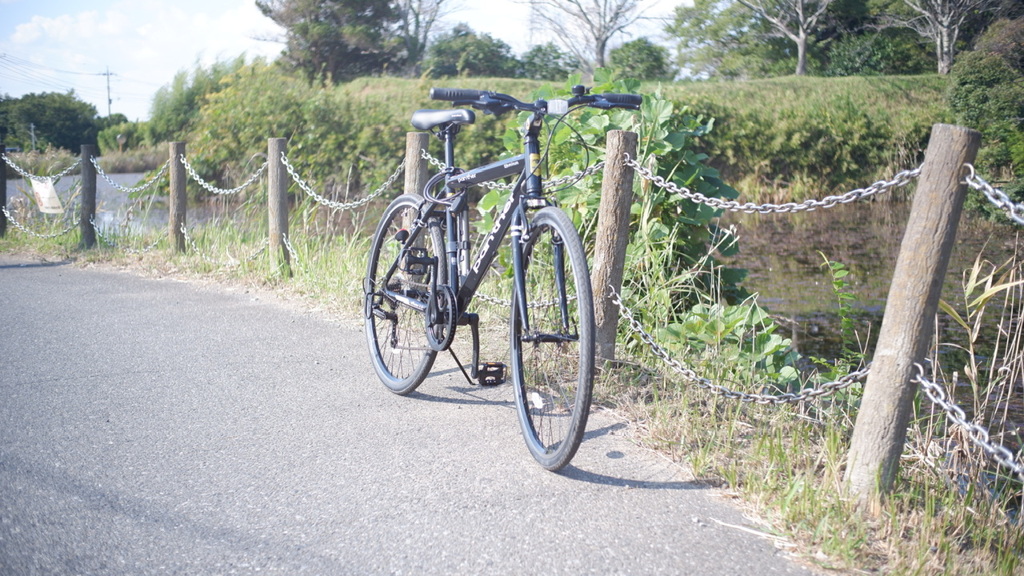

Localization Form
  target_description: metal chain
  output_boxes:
[420,150,604,192]
[281,152,403,211]
[180,224,268,266]
[91,157,169,194]
[1,206,76,238]
[912,364,1024,480]
[1,153,81,182]
[611,289,869,404]
[964,165,1024,226]
[282,233,301,270]
[91,219,162,254]
[179,154,267,196]
[625,154,922,214]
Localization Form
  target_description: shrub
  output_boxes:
[949,18,1024,210]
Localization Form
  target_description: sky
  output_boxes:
[0,0,676,122]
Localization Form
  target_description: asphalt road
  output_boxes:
[0,253,817,575]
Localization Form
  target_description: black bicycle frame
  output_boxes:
[382,110,547,334]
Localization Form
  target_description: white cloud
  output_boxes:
[1,0,284,119]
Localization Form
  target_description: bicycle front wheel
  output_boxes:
[364,194,446,395]
[510,207,595,470]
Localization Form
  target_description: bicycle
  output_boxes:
[363,85,641,470]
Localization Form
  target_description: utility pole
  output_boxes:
[103,66,113,117]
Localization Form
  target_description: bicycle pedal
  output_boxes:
[476,362,506,386]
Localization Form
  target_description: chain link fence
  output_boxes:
[281,152,403,211]
[1,206,77,239]
[5,140,1023,483]
[913,364,1024,481]
[965,165,1024,226]
[2,153,81,183]
[180,154,267,196]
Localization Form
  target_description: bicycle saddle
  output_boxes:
[411,109,476,130]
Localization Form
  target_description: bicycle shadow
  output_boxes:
[560,421,711,490]
[407,378,710,491]
[407,381,513,407]
[557,464,706,490]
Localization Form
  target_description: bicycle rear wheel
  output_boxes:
[364,194,446,395]
[510,207,595,470]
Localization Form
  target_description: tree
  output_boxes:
[520,42,581,80]
[823,29,932,76]
[733,0,835,75]
[884,0,1002,73]
[523,0,646,72]
[423,24,520,78]
[394,0,456,75]
[608,37,676,79]
[948,18,1024,183]
[256,0,399,83]
[3,91,98,151]
[147,57,247,145]
[666,0,797,79]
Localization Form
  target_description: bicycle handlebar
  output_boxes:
[429,86,641,115]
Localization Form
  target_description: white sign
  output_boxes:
[30,179,63,214]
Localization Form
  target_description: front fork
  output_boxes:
[511,210,572,340]
[510,207,532,336]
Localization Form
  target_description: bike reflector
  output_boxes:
[547,99,569,116]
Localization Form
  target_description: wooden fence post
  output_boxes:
[844,124,981,508]
[79,145,97,248]
[268,137,290,273]
[168,142,186,253]
[1,142,7,238]
[591,130,638,362]
[405,132,429,196]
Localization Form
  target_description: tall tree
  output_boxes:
[885,0,1001,73]
[666,0,796,79]
[523,0,646,72]
[394,0,455,75]
[148,57,247,144]
[256,0,399,83]
[734,0,835,75]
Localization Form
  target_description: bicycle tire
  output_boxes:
[510,207,595,470]
[364,194,446,395]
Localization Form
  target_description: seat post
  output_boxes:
[441,125,458,169]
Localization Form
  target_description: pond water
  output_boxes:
[717,200,1021,360]
[3,171,248,233]
[5,171,166,231]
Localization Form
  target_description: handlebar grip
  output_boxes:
[599,93,643,108]
[430,87,489,102]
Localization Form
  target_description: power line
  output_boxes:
[0,53,159,117]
